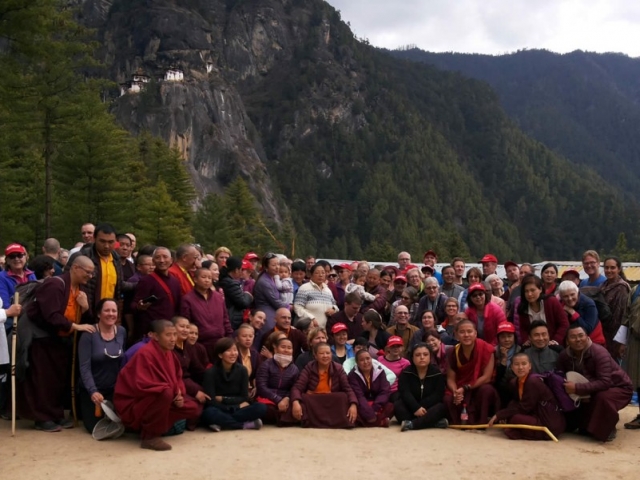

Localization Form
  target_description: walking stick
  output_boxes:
[10,292,20,436]
[71,329,78,425]
[448,423,559,442]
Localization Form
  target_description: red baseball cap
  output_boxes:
[5,243,26,256]
[468,283,486,295]
[243,252,259,262]
[423,250,437,258]
[336,263,352,271]
[497,322,516,335]
[394,275,407,283]
[561,269,580,279]
[387,336,404,348]
[241,260,254,270]
[480,254,498,263]
[503,260,518,270]
[331,323,348,334]
[383,265,399,275]
[405,264,420,272]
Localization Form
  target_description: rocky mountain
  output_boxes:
[74,0,640,260]
[391,48,640,201]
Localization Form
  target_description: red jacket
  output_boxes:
[464,302,506,345]
[515,295,569,344]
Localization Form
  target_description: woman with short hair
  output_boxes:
[348,350,393,427]
[540,263,559,296]
[557,280,605,345]
[293,263,338,329]
[253,253,290,334]
[289,343,358,428]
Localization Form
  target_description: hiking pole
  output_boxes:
[448,423,559,442]
[10,292,20,436]
[71,330,78,426]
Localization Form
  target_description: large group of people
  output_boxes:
[0,227,638,451]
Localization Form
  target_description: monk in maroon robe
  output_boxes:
[17,256,96,432]
[445,320,499,424]
[489,352,566,440]
[557,324,633,442]
[114,320,200,451]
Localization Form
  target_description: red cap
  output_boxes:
[243,252,259,261]
[387,336,404,348]
[331,323,348,334]
[468,283,486,295]
[336,263,352,271]
[241,260,254,270]
[383,265,399,275]
[5,243,26,256]
[503,260,518,270]
[404,264,420,272]
[394,275,407,283]
[350,261,359,270]
[480,254,498,263]
[497,322,516,335]
[561,269,580,278]
[423,250,437,258]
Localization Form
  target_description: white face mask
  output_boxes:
[274,353,293,368]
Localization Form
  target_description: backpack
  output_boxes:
[533,371,579,412]
[579,286,612,323]
[12,280,44,306]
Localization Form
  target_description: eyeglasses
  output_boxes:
[401,296,411,300]
[76,266,95,277]
[425,286,438,290]
[7,253,25,260]
[264,252,277,260]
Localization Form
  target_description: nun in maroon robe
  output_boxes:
[557,324,633,442]
[114,321,200,451]
[445,320,500,425]
[490,352,566,440]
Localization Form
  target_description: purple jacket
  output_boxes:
[255,358,300,404]
[252,273,288,334]
[556,342,633,395]
[180,289,233,347]
[291,361,358,405]
[347,365,391,422]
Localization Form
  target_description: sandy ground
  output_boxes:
[2,406,640,480]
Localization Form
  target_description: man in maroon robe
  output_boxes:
[557,324,633,442]
[114,320,201,451]
[131,247,181,341]
[17,256,96,432]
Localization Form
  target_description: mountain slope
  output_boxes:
[79,0,640,260]
[391,48,640,200]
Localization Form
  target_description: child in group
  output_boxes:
[277,261,295,306]
[488,352,566,440]
[377,336,411,401]
[346,271,378,302]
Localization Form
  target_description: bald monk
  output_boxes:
[17,255,96,432]
[114,320,201,451]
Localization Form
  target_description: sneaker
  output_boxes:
[624,414,640,430]
[435,418,449,429]
[605,429,617,442]
[141,437,172,451]
[243,419,263,430]
[208,424,222,432]
[57,418,74,429]
[35,421,62,432]
[400,420,413,432]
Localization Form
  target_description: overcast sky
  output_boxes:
[329,0,640,57]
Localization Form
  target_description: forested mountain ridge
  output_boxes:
[390,48,640,201]
[2,0,639,261]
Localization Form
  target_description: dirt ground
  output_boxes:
[2,406,640,480]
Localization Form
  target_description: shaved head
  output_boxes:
[152,319,174,334]
[72,255,94,269]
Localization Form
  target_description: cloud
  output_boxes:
[328,0,640,56]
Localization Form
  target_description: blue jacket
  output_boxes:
[0,269,36,331]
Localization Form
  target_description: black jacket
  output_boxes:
[218,274,253,330]
[202,362,249,408]
[397,363,445,414]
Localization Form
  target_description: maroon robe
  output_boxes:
[114,340,201,439]
[557,342,633,441]
[444,339,500,425]
[173,342,206,398]
[495,374,566,440]
[18,274,78,422]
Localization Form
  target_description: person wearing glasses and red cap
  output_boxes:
[243,252,260,270]
[464,283,506,345]
[330,323,354,364]
[0,244,36,334]
[480,254,498,278]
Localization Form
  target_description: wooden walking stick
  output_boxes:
[70,329,78,425]
[10,292,20,437]
[448,423,559,442]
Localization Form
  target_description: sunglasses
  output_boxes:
[328,274,338,278]
[7,253,25,260]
